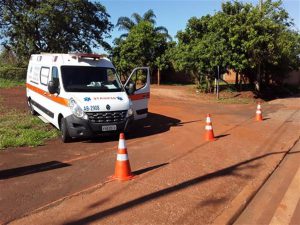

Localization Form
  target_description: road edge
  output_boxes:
[212,137,300,225]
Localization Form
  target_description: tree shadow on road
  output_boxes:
[63,150,300,225]
[0,161,71,180]
[87,163,169,209]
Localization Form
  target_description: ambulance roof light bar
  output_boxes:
[70,53,104,61]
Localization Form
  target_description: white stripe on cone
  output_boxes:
[256,110,262,114]
[118,139,126,149]
[257,104,261,110]
[117,154,129,161]
[206,117,212,123]
[205,125,213,130]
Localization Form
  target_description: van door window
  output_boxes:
[40,67,50,86]
[51,66,60,92]
[127,69,147,90]
[51,67,59,80]
[51,66,59,83]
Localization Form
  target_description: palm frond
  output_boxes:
[155,26,172,41]
[143,9,156,24]
[131,13,142,24]
[116,17,135,31]
[155,26,168,34]
[119,33,128,40]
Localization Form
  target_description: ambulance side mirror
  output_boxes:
[126,81,136,95]
[48,80,59,94]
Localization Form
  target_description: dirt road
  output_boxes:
[0,85,299,225]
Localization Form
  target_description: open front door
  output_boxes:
[125,67,150,120]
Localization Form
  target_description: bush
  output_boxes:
[0,65,27,81]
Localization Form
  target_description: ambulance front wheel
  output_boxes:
[60,118,72,143]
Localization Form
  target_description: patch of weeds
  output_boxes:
[0,78,25,88]
[217,97,254,104]
[161,82,194,86]
[0,110,59,149]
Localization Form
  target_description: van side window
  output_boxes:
[40,67,50,86]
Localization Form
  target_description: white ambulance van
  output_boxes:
[26,53,150,142]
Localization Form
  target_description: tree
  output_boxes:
[0,0,113,60]
[0,46,18,65]
[219,1,252,88]
[113,10,172,84]
[172,0,300,93]
[244,0,300,89]
[116,9,170,40]
[112,21,171,83]
[172,15,220,91]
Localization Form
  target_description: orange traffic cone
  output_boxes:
[256,102,263,121]
[205,114,215,141]
[111,133,135,181]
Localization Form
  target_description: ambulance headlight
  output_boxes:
[126,108,133,117]
[69,98,88,120]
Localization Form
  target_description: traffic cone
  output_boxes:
[256,102,263,121]
[111,133,135,181]
[205,114,215,141]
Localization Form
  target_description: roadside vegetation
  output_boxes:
[192,84,257,104]
[0,89,59,149]
[0,47,58,148]
[0,106,59,149]
[0,78,24,88]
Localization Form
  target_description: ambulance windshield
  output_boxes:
[61,66,123,92]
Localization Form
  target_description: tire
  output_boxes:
[60,118,72,143]
[28,99,37,115]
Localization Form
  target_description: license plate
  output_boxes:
[102,125,117,131]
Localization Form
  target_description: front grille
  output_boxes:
[86,110,127,123]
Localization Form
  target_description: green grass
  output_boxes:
[0,78,25,88]
[0,109,59,149]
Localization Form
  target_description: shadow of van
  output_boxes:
[127,112,181,139]
[85,112,181,143]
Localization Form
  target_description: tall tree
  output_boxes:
[0,0,113,60]
[116,9,171,40]
[112,21,171,82]
[172,15,219,91]
[114,10,171,84]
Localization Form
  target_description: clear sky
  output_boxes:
[97,0,300,53]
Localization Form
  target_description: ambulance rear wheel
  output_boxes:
[60,118,71,143]
[28,99,37,116]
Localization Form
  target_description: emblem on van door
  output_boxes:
[84,97,91,102]
[106,104,111,110]
[116,96,123,101]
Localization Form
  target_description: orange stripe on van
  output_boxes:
[129,92,150,101]
[26,83,68,106]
